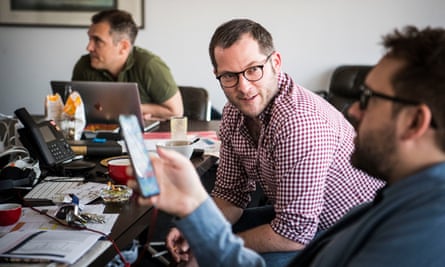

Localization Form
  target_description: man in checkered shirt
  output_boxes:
[166,19,384,267]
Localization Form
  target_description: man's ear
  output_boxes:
[401,104,433,140]
[271,52,282,72]
[119,39,132,55]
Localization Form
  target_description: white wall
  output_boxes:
[1,0,444,116]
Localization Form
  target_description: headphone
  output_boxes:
[0,146,39,191]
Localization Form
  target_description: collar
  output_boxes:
[378,162,445,202]
[120,47,136,74]
[101,47,135,80]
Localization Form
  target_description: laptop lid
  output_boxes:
[50,81,152,131]
[50,80,71,103]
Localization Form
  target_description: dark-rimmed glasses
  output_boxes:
[358,84,437,128]
[358,84,420,110]
[216,51,275,89]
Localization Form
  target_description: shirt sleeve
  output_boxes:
[175,198,265,267]
[211,107,257,208]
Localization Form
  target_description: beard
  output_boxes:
[351,125,396,182]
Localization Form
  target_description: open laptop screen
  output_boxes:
[50,80,159,132]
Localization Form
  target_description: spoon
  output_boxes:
[189,137,200,145]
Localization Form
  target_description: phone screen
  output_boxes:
[39,125,56,142]
[119,114,160,197]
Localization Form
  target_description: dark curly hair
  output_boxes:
[383,25,445,150]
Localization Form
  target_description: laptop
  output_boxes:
[50,81,160,132]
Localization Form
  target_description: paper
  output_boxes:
[0,230,99,264]
[0,205,119,236]
[0,204,119,264]
[139,131,221,157]
[143,130,219,140]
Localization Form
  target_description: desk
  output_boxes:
[78,120,220,266]
[156,119,221,133]
[1,119,220,266]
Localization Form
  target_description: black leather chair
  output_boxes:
[178,86,211,121]
[327,65,373,113]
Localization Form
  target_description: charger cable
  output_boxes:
[25,203,131,267]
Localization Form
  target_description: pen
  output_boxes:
[44,177,85,182]
[149,241,166,246]
[152,250,168,258]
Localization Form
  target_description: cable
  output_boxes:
[133,206,160,266]
[24,203,131,267]
[0,145,29,159]
[14,182,160,267]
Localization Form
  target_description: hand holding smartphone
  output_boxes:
[119,114,160,197]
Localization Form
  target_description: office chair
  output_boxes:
[327,65,373,113]
[178,86,211,121]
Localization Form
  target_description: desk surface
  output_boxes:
[83,119,220,266]
[2,119,220,266]
[156,119,221,133]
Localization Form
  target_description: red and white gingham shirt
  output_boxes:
[211,72,384,245]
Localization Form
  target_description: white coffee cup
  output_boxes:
[156,139,193,159]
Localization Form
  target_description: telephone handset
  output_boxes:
[14,107,76,167]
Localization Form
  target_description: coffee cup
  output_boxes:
[0,203,22,226]
[108,158,133,185]
[157,140,193,159]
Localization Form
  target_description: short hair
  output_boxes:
[208,19,275,70]
[92,9,138,45]
[383,25,445,150]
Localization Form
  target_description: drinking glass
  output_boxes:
[170,116,188,140]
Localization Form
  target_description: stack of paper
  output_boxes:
[0,205,119,264]
[0,230,99,264]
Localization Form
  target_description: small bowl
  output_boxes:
[108,158,133,185]
[0,203,22,226]
[157,140,193,159]
[100,185,133,203]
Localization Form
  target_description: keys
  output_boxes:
[79,212,106,224]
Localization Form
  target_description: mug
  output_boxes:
[0,203,22,226]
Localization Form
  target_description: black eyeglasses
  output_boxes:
[216,52,274,89]
[358,84,437,128]
[358,84,420,110]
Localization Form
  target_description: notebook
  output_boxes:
[50,80,160,132]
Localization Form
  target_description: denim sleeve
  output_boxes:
[175,198,265,267]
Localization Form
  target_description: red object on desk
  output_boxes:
[0,203,22,226]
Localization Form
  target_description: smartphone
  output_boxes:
[119,114,160,197]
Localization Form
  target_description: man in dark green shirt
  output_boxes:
[72,9,183,120]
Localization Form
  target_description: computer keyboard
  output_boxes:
[25,182,79,201]
[24,178,104,205]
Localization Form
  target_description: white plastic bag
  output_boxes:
[44,93,64,125]
[62,91,86,141]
